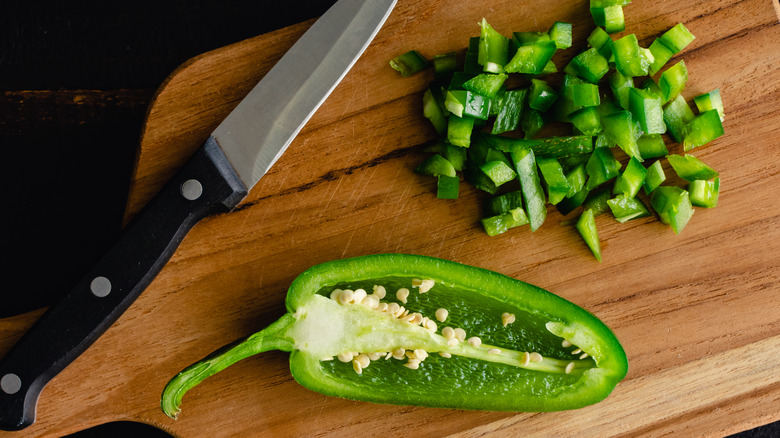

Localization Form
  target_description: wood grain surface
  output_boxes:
[1,0,779,436]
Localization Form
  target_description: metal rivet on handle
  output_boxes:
[181,179,203,201]
[1,373,22,395]
[90,276,112,298]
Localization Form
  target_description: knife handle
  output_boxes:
[0,136,247,431]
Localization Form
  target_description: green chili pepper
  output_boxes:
[607,194,650,223]
[432,52,458,80]
[479,19,510,73]
[628,87,666,135]
[485,190,524,216]
[569,106,603,136]
[463,72,508,99]
[613,156,647,198]
[608,70,633,110]
[662,94,696,143]
[667,154,719,181]
[658,23,695,54]
[161,254,628,416]
[693,89,725,122]
[585,147,622,191]
[688,177,719,208]
[647,38,674,76]
[587,27,615,60]
[658,60,688,104]
[505,40,558,75]
[590,4,625,34]
[447,114,475,147]
[481,160,518,187]
[612,34,652,77]
[511,147,547,231]
[492,88,527,135]
[643,160,666,194]
[583,186,612,217]
[602,110,643,160]
[576,209,602,261]
[564,47,610,84]
[637,134,668,160]
[537,157,571,205]
[650,186,694,234]
[682,109,725,151]
[414,154,457,178]
[390,50,430,77]
[528,78,559,112]
[423,88,447,136]
[548,21,573,49]
[481,207,529,236]
[437,175,460,199]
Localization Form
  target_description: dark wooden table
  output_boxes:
[0,1,776,436]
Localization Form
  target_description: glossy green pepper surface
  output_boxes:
[161,254,628,417]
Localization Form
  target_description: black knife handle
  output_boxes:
[0,136,247,431]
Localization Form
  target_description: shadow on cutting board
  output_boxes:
[65,421,171,438]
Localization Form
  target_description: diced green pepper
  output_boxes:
[576,209,602,261]
[651,186,694,234]
[423,88,448,135]
[161,254,628,415]
[572,83,601,107]
[537,157,571,205]
[564,48,610,84]
[662,94,696,143]
[440,143,467,172]
[482,207,529,236]
[480,160,518,187]
[613,157,647,198]
[557,186,590,216]
[521,107,546,138]
[647,38,675,76]
[643,160,666,194]
[548,21,573,49]
[565,163,587,197]
[607,194,651,223]
[590,4,625,34]
[587,27,614,60]
[512,31,550,46]
[688,177,719,208]
[693,89,725,122]
[628,87,666,135]
[479,19,510,73]
[505,40,558,74]
[437,175,460,199]
[492,88,527,135]
[637,134,668,160]
[658,60,688,104]
[486,134,594,159]
[683,109,725,151]
[528,78,559,111]
[658,22,695,54]
[464,37,482,74]
[390,50,430,77]
[447,114,475,147]
[585,147,622,190]
[464,162,499,194]
[583,187,612,216]
[612,34,651,77]
[415,154,457,178]
[432,52,458,79]
[486,190,524,216]
[511,147,547,231]
[445,90,491,120]
[667,154,719,181]
[602,110,643,160]
[569,106,603,136]
[463,72,509,99]
[608,69,633,110]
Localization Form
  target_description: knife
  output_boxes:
[0,0,396,430]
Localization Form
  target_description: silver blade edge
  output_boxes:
[212,0,397,190]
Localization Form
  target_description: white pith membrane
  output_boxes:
[288,280,596,376]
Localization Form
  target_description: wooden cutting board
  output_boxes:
[2,0,779,436]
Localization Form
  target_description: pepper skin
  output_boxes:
[161,254,628,417]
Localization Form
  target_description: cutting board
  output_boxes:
[2,0,779,436]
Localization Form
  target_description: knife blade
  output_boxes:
[0,0,396,430]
